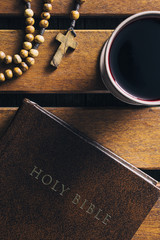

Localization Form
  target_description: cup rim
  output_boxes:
[105,11,160,105]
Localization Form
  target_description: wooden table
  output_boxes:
[0,1,160,239]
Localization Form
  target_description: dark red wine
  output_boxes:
[109,17,160,100]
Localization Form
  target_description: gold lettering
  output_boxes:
[86,203,95,214]
[51,180,60,192]
[29,166,112,226]
[59,184,70,196]
[102,214,111,225]
[41,174,52,185]
[94,208,103,220]
[80,199,88,210]
[30,166,43,179]
[72,194,81,205]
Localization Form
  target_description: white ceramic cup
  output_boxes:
[100,11,160,106]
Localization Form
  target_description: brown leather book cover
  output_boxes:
[0,99,160,240]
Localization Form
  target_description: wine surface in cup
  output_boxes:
[109,17,160,100]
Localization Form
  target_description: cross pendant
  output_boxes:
[50,30,78,68]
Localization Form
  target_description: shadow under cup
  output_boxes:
[100,11,160,106]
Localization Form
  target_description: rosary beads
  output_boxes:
[51,0,86,68]
[0,0,85,81]
[0,0,53,82]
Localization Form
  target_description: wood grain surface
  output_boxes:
[1,106,160,169]
[0,106,159,240]
[0,0,160,16]
[0,30,111,93]
[133,197,160,240]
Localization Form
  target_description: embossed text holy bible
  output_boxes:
[0,99,160,240]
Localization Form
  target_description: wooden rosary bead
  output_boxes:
[25,34,34,42]
[25,25,35,34]
[20,62,29,72]
[43,3,52,12]
[24,9,34,18]
[0,0,54,81]
[13,67,23,77]
[5,69,13,79]
[41,12,51,20]
[26,57,35,66]
[70,10,80,20]
[39,19,49,28]
[0,73,5,82]
[29,49,39,58]
[35,35,45,44]
[20,49,29,58]
[0,51,6,61]
[4,55,12,64]
[13,54,22,64]
[26,17,35,26]
[23,42,32,50]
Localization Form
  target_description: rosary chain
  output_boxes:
[0,0,53,82]
[0,0,85,81]
[69,0,85,36]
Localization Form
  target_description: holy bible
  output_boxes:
[0,99,159,240]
